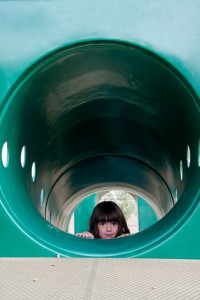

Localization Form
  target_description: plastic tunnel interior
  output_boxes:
[0,41,199,257]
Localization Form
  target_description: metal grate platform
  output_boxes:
[0,258,200,299]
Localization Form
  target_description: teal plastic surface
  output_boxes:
[138,197,158,231]
[74,195,96,233]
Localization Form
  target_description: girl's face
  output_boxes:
[97,221,119,239]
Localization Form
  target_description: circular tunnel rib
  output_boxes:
[46,155,174,230]
[0,41,199,256]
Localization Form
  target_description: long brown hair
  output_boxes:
[89,201,130,238]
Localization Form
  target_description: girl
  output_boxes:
[76,201,131,239]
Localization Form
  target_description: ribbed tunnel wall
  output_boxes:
[0,42,199,257]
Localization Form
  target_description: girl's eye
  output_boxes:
[111,221,117,226]
[99,222,105,226]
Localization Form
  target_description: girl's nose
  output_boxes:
[106,223,112,231]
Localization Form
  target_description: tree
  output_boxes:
[100,190,136,220]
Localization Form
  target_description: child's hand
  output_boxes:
[76,231,94,239]
[117,233,133,238]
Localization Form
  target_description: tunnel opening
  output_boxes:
[0,41,199,257]
[67,189,158,236]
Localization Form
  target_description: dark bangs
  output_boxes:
[96,205,120,223]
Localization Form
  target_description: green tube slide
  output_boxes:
[0,2,199,258]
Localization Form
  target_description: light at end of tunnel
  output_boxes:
[186,145,191,168]
[1,141,9,168]
[31,162,36,182]
[20,145,26,168]
[40,188,44,207]
[175,189,178,203]
[180,160,183,181]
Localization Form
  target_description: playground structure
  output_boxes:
[0,1,199,258]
